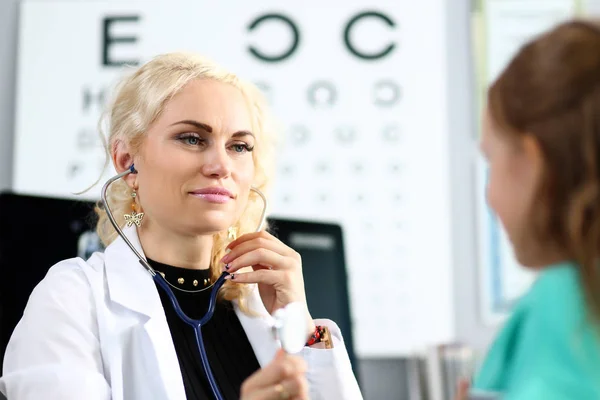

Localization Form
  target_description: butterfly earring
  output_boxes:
[124,189,144,227]
[227,226,238,241]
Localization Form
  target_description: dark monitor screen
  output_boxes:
[0,192,99,365]
[0,193,357,382]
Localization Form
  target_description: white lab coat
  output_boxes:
[0,227,362,400]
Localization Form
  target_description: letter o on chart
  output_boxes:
[307,81,337,108]
[335,126,357,144]
[373,80,401,107]
[344,11,396,60]
[382,124,401,143]
[289,125,310,144]
[247,13,300,62]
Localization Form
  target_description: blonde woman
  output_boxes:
[0,53,361,400]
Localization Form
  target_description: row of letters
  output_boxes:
[82,80,401,112]
[102,11,398,66]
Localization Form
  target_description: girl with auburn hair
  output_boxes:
[458,19,600,400]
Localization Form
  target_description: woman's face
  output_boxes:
[480,108,542,266]
[130,79,256,237]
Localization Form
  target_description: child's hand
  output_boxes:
[454,379,470,400]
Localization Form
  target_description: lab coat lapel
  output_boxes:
[104,226,156,317]
[104,226,186,400]
[234,286,280,367]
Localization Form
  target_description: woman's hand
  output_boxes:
[222,231,316,339]
[240,350,309,400]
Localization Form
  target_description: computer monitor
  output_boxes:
[0,192,99,365]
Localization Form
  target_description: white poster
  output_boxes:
[476,0,577,325]
[13,0,453,356]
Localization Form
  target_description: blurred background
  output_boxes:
[1,0,597,399]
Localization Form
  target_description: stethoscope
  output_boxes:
[101,164,308,400]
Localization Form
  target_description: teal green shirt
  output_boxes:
[473,263,600,399]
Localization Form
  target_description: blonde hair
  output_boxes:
[95,52,277,308]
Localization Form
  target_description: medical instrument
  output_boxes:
[101,164,307,400]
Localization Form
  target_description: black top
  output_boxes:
[148,259,261,400]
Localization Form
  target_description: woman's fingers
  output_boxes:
[225,248,295,274]
[226,269,290,287]
[240,351,307,400]
[275,377,309,400]
[223,230,308,318]
[223,232,298,266]
[242,378,309,400]
[247,350,306,387]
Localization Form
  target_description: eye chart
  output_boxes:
[13,0,453,356]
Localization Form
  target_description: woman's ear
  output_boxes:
[112,139,137,187]
[521,134,544,181]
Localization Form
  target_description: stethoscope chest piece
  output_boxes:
[272,302,309,354]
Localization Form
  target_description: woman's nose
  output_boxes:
[201,147,232,178]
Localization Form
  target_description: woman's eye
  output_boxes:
[231,143,254,153]
[185,137,200,145]
[178,135,202,146]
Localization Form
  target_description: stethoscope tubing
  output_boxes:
[101,164,268,400]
